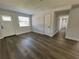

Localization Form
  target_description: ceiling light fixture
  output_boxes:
[40,0,43,1]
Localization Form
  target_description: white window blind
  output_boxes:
[2,16,12,21]
[18,16,30,27]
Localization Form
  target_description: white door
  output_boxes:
[1,15,15,37]
[44,14,51,35]
[0,19,3,39]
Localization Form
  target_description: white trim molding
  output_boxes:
[66,36,79,41]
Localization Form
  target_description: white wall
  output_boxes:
[12,13,32,35]
[32,6,71,37]
[0,9,32,39]
[32,14,45,34]
[32,10,54,36]
[66,6,79,41]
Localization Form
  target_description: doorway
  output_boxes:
[55,10,70,39]
[0,15,15,38]
[58,15,69,32]
[44,14,51,36]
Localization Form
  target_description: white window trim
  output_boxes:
[18,16,30,27]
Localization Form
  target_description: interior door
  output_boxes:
[44,14,51,35]
[1,15,15,37]
[0,19,3,39]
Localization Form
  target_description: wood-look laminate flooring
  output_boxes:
[0,32,79,59]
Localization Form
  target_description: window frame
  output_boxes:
[2,15,12,21]
[18,16,30,27]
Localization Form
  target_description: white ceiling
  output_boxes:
[0,0,79,15]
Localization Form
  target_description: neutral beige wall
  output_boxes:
[0,9,32,38]
[66,6,79,41]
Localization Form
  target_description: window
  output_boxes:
[2,16,12,21]
[18,16,30,27]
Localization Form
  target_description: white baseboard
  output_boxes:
[43,31,58,37]
[16,31,31,35]
[32,31,58,37]
[66,36,79,41]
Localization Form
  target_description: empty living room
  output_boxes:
[0,0,79,59]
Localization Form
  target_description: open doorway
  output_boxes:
[54,10,70,39]
[58,15,69,33]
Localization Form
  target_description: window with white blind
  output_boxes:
[2,16,12,21]
[18,16,30,27]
